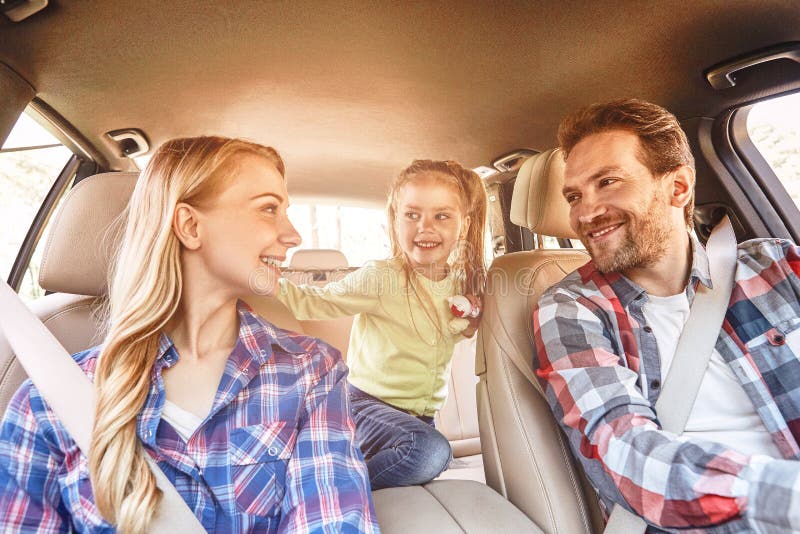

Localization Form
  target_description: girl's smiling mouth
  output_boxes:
[414,240,442,249]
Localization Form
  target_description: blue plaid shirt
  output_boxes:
[0,301,379,533]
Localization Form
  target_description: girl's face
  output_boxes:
[191,154,301,297]
[395,174,469,279]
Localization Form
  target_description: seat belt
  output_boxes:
[0,284,206,533]
[604,215,738,533]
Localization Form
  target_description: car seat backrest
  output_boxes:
[0,172,304,416]
[476,149,604,533]
[434,336,481,458]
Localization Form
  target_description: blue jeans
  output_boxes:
[349,385,452,490]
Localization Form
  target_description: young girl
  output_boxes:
[276,160,487,490]
[0,137,378,533]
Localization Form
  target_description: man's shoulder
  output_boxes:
[539,260,607,304]
[737,237,797,262]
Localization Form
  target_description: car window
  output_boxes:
[286,204,391,266]
[1,110,74,301]
[746,92,800,211]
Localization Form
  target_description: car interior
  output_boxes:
[1,1,799,532]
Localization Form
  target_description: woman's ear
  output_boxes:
[669,165,695,209]
[173,203,202,250]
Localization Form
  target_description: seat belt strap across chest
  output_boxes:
[604,216,738,533]
[0,283,206,533]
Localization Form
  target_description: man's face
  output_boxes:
[562,130,677,274]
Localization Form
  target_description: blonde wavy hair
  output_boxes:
[91,136,284,532]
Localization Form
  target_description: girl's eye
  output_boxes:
[405,212,419,220]
[261,204,279,215]
[435,213,450,220]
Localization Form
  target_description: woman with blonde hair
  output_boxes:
[0,136,379,532]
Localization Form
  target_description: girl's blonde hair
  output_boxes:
[387,159,486,297]
[386,159,487,298]
[90,136,284,532]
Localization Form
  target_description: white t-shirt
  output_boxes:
[642,293,782,458]
[161,399,205,442]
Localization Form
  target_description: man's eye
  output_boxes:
[565,194,580,204]
[599,178,617,187]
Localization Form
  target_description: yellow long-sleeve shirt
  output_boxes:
[277,257,464,417]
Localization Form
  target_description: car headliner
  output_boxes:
[1,1,799,206]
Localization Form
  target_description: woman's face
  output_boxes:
[193,153,301,297]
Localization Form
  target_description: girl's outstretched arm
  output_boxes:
[276,261,384,320]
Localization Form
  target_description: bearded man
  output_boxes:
[533,98,800,532]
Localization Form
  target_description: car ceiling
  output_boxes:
[1,1,799,206]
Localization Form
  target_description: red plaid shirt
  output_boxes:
[534,237,800,532]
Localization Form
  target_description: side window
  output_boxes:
[746,92,800,210]
[1,110,75,301]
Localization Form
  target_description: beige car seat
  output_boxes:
[434,335,484,482]
[475,149,605,533]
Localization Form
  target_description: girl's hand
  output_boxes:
[460,294,482,338]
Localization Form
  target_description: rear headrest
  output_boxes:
[510,148,578,239]
[289,249,349,270]
[39,172,138,296]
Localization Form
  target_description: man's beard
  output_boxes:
[580,192,672,274]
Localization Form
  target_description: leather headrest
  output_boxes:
[39,172,138,296]
[510,148,578,239]
[289,249,349,270]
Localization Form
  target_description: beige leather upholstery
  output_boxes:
[0,293,106,414]
[476,150,606,533]
[510,148,578,240]
[289,249,349,270]
[373,480,541,533]
[39,172,138,296]
[434,336,484,483]
[435,337,481,457]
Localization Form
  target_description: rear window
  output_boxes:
[286,204,391,266]
[746,92,800,210]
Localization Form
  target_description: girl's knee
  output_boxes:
[411,429,452,480]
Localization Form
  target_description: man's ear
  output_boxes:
[173,203,202,250]
[669,165,695,209]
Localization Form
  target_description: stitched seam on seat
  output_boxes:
[450,370,464,440]
[498,348,558,533]
[477,371,507,496]
[0,356,20,403]
[422,484,467,533]
[554,419,592,533]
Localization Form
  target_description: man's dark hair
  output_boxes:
[557,98,695,229]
